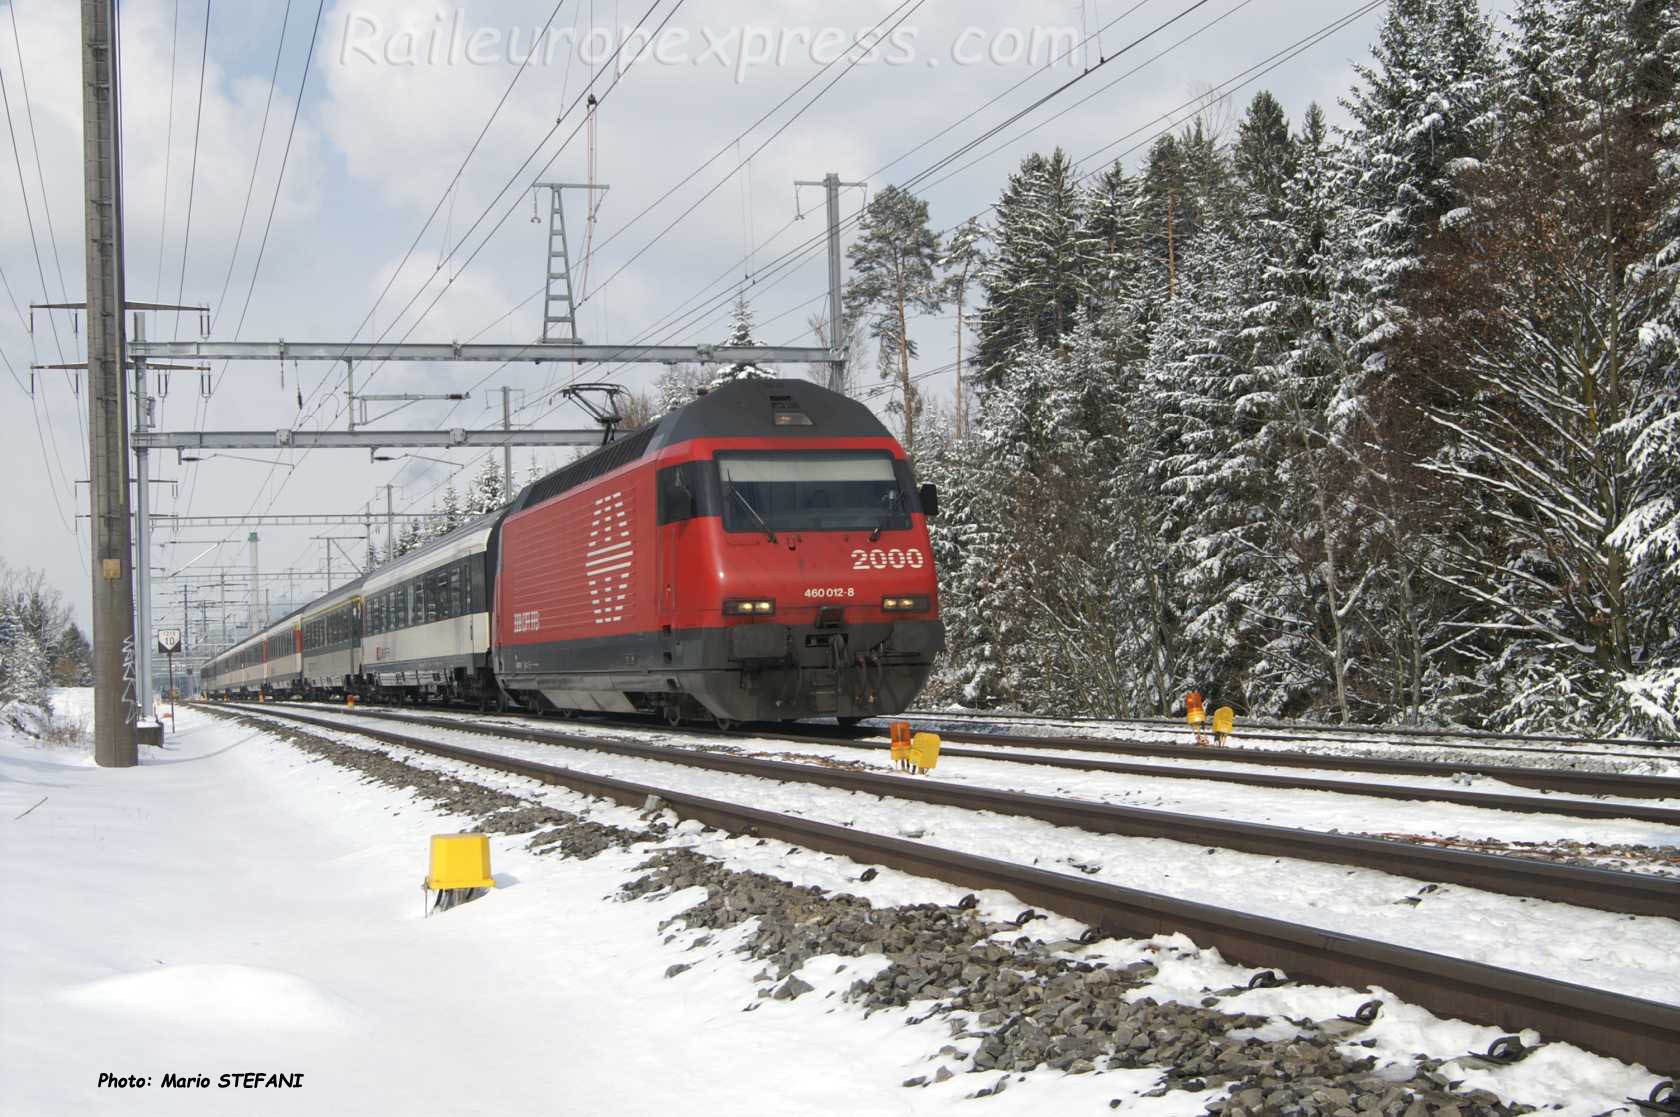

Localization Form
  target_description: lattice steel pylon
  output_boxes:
[532,182,609,344]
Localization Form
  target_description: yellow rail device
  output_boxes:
[908,732,942,774]
[1211,706,1235,744]
[426,833,496,892]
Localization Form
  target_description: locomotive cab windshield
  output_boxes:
[716,451,915,535]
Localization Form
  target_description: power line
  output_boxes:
[0,60,63,364]
[270,0,685,571]
[536,0,1389,434]
[579,0,930,312]
[582,0,927,269]
[306,0,576,402]
[208,0,293,334]
[172,0,327,554]
[5,1,72,323]
[5,0,91,550]
[170,0,212,341]
[379,2,933,497]
[866,0,1154,183]
[539,1,1213,392]
[154,0,181,300]
[0,54,81,543]
[322,0,685,405]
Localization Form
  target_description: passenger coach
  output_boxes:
[361,513,496,703]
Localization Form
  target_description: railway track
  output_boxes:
[228,702,1677,917]
[874,723,1680,800]
[264,700,1680,824]
[907,708,1679,760]
[198,701,1680,1077]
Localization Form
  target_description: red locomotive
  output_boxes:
[492,378,945,725]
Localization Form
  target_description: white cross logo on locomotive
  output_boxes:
[586,490,632,624]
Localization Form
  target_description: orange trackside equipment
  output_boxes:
[1186,691,1205,726]
[890,721,912,766]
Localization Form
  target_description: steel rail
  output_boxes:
[902,725,1680,801]
[906,707,1676,754]
[271,701,1680,826]
[199,703,1680,1076]
[228,704,1679,918]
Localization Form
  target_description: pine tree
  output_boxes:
[655,363,707,411]
[433,482,465,537]
[0,599,18,703]
[467,456,506,516]
[940,218,987,439]
[0,599,50,708]
[1083,160,1144,306]
[51,622,92,687]
[844,186,944,450]
[1137,124,1231,299]
[1233,91,1297,219]
[976,149,1094,384]
[709,296,775,388]
[396,516,425,558]
[1336,0,1500,401]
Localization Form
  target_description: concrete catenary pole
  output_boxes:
[824,172,844,389]
[502,386,513,500]
[796,172,861,396]
[82,0,137,766]
[131,313,153,722]
[248,532,260,632]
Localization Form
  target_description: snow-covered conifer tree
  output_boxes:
[976,150,1093,384]
[843,186,944,450]
[467,456,506,516]
[709,296,775,389]
[940,218,987,439]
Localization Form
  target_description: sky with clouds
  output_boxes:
[0,0,1517,643]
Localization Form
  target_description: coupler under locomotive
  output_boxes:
[679,617,944,723]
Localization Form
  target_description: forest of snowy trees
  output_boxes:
[0,561,92,707]
[890,0,1680,737]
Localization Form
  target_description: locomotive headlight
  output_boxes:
[882,595,930,612]
[724,598,776,616]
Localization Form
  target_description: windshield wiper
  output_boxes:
[870,490,902,541]
[729,484,777,542]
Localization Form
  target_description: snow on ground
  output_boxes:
[233,707,1680,1007]
[2,702,1666,1115]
